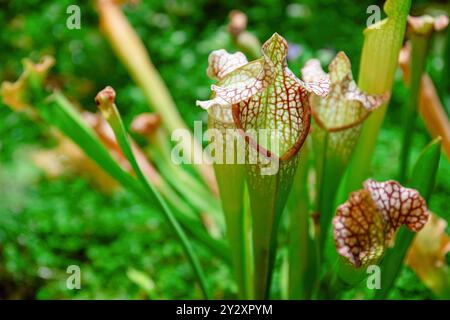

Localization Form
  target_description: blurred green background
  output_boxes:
[0,0,448,299]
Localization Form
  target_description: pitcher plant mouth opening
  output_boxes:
[197,33,329,165]
[231,101,311,162]
[302,51,389,134]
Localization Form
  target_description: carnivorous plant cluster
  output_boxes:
[1,0,448,300]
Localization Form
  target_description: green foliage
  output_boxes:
[0,160,231,299]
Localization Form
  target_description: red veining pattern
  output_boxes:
[302,52,388,132]
[333,179,430,267]
[207,49,247,80]
[197,33,329,161]
[333,189,384,267]
[364,179,429,240]
[231,33,311,160]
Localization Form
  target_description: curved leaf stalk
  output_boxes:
[328,137,440,297]
[95,87,211,299]
[96,0,217,194]
[341,0,411,196]
[375,137,441,299]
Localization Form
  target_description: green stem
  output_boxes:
[327,258,366,299]
[215,163,253,299]
[315,131,344,252]
[313,127,357,295]
[314,131,328,251]
[399,34,431,182]
[287,144,316,299]
[249,161,296,299]
[341,0,411,196]
[251,176,276,299]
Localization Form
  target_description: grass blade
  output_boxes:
[42,92,229,262]
[95,87,211,299]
